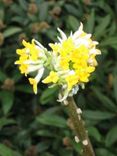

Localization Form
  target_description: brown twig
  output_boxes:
[64,96,95,156]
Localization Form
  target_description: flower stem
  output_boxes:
[65,96,95,156]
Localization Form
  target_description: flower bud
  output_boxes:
[83,0,91,5]
[1,78,15,91]
[2,0,13,6]
[63,137,71,147]
[0,33,4,46]
[31,22,50,33]
[18,33,28,43]
[25,145,37,156]
[28,3,38,14]
[0,20,6,30]
[50,6,61,18]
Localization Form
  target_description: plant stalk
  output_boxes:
[65,96,95,156]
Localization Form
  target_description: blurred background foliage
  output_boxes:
[0,0,117,155]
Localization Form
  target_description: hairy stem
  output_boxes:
[64,96,95,156]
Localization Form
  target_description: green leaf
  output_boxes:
[15,84,33,94]
[10,3,25,16]
[92,87,117,111]
[96,148,115,156]
[0,69,7,82]
[0,144,14,156]
[94,15,111,39]
[11,16,28,25]
[86,9,95,33]
[18,0,27,11]
[83,110,115,120]
[46,29,57,41]
[37,142,50,153]
[100,36,117,46]
[105,126,117,147]
[65,4,79,17]
[70,138,82,154]
[59,149,73,156]
[0,118,16,130]
[0,144,21,156]
[12,71,23,82]
[39,2,48,21]
[67,15,79,30]
[36,130,56,137]
[36,114,67,128]
[87,126,101,142]
[3,27,22,38]
[39,106,61,116]
[40,86,58,104]
[0,8,4,20]
[41,152,54,156]
[0,91,14,114]
[12,151,21,156]
[113,76,117,103]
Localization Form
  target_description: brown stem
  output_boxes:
[65,96,95,156]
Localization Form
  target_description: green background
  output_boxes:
[0,0,117,155]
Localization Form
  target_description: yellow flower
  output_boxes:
[15,23,101,100]
[15,39,41,75]
[60,37,74,55]
[29,78,38,94]
[66,74,79,91]
[22,40,40,61]
[43,71,59,84]
[15,39,46,94]
[19,64,28,74]
[60,57,70,70]
[49,43,61,53]
[48,23,101,101]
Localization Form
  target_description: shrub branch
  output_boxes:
[65,96,95,156]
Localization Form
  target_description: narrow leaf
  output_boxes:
[87,126,101,142]
[0,91,14,114]
[0,144,14,156]
[96,148,115,156]
[100,36,117,46]
[3,27,22,38]
[0,118,15,130]
[92,87,117,111]
[105,126,117,147]
[36,114,67,128]
[67,15,79,30]
[40,86,58,104]
[86,9,95,33]
[0,69,7,82]
[113,76,117,103]
[94,15,111,39]
[83,110,115,120]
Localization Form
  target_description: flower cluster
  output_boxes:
[15,23,101,101]
[15,39,48,94]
